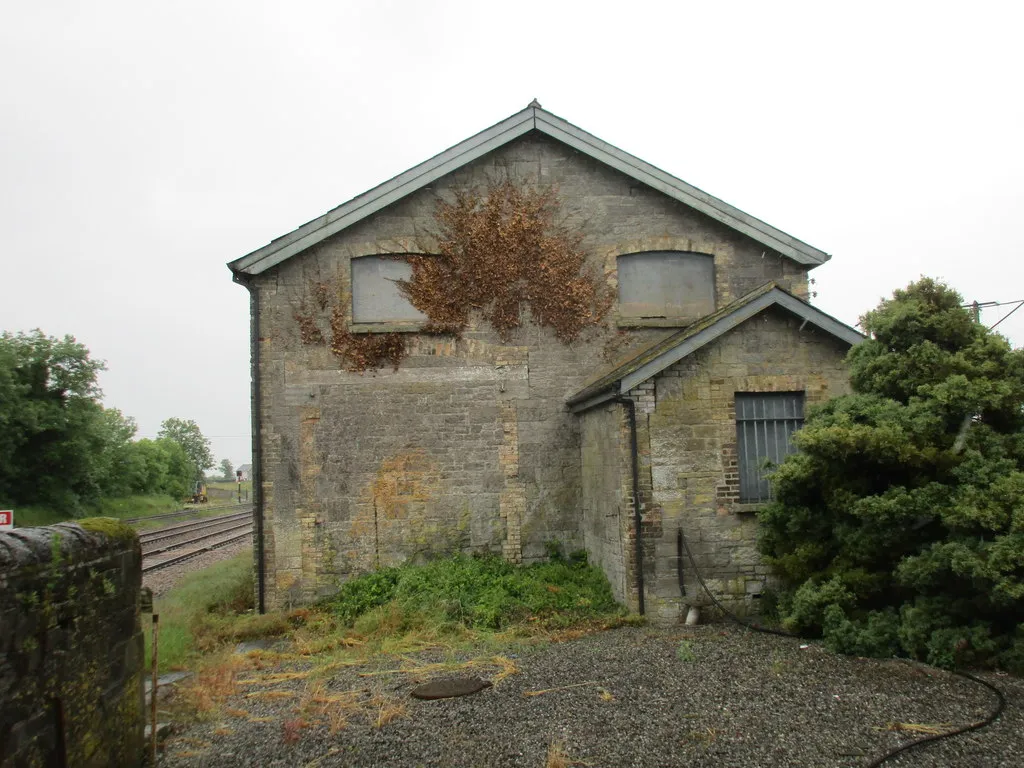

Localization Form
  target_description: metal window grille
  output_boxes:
[735,392,805,503]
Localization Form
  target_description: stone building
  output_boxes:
[229,103,862,619]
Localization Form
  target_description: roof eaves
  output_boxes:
[230,104,831,277]
[567,387,620,415]
[229,106,538,276]
[618,290,780,393]
[533,111,830,267]
[566,284,864,413]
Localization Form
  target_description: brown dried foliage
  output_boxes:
[294,312,324,345]
[329,303,407,372]
[398,180,612,342]
[311,281,331,310]
[292,280,407,372]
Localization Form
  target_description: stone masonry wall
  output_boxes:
[252,131,812,608]
[641,307,852,620]
[0,519,144,768]
[579,405,631,606]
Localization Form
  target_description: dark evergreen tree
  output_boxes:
[759,278,1024,671]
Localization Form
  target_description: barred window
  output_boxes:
[735,392,805,503]
[351,256,426,323]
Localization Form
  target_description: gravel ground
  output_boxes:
[156,624,1021,767]
[144,541,252,597]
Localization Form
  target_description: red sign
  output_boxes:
[0,510,12,530]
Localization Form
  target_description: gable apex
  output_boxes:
[229,105,831,277]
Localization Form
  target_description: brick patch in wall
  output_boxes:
[499,402,525,562]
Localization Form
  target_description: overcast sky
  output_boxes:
[2,1,1022,467]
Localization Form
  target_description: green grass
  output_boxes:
[13,494,184,528]
[143,549,627,680]
[144,549,284,673]
[207,481,252,492]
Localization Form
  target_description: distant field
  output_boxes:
[206,480,252,503]
[207,481,252,492]
[12,494,185,528]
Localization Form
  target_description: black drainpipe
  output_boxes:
[234,272,266,614]
[613,395,645,615]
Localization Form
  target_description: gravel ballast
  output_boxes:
[143,540,252,598]
[157,625,1021,767]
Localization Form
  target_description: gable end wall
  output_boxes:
[251,133,813,609]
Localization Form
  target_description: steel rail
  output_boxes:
[142,522,253,557]
[141,529,253,574]
[138,512,253,544]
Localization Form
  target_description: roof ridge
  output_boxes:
[229,107,830,278]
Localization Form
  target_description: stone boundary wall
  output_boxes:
[0,519,145,768]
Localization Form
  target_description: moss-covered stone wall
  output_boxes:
[0,519,145,768]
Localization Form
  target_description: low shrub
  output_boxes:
[326,552,621,631]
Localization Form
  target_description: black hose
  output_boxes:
[863,670,1005,768]
[676,528,686,598]
[677,525,791,638]
[676,526,1006,766]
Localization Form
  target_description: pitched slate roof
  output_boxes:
[229,103,830,277]
[566,283,864,414]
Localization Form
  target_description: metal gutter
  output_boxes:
[567,388,619,415]
[232,270,266,614]
[614,395,645,616]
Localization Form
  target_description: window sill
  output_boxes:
[349,322,425,334]
[732,502,767,514]
[615,316,696,329]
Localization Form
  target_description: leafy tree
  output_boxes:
[218,458,235,482]
[123,438,193,500]
[0,330,198,513]
[759,278,1024,671]
[158,417,214,484]
[0,330,109,511]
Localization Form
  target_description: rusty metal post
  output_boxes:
[151,614,159,765]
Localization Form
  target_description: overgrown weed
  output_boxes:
[545,740,590,767]
[326,551,622,631]
[159,549,628,729]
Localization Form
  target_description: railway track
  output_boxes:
[138,511,253,547]
[124,502,250,525]
[141,510,254,573]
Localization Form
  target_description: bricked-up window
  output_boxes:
[351,256,428,323]
[617,251,715,319]
[735,392,805,503]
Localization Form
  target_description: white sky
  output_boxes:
[2,1,1022,467]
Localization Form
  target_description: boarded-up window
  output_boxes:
[617,251,715,319]
[735,392,805,503]
[351,256,427,323]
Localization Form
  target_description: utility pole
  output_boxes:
[962,299,1023,330]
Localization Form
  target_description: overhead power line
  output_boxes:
[961,299,1024,330]
[989,300,1024,331]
